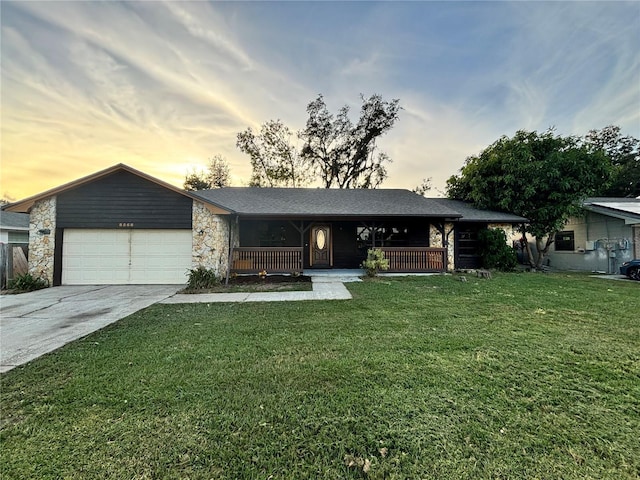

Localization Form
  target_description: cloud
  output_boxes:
[1,1,637,200]
[162,1,254,71]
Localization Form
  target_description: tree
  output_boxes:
[184,171,211,191]
[582,125,639,197]
[412,178,432,196]
[236,120,312,187]
[300,94,401,188]
[184,155,231,191]
[446,129,612,269]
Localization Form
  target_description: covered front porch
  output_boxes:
[230,218,452,274]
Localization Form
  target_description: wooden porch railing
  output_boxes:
[231,247,303,274]
[380,247,446,272]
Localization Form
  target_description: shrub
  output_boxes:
[477,228,518,271]
[8,273,48,292]
[186,267,220,290]
[360,248,390,277]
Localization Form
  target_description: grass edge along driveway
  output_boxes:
[1,273,638,479]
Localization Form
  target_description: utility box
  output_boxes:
[585,240,595,251]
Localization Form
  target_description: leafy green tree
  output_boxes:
[446,129,612,268]
[300,94,401,188]
[582,125,639,197]
[236,120,312,187]
[184,155,231,191]
[412,178,432,196]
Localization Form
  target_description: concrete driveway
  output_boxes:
[0,285,180,373]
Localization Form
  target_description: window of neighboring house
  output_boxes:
[555,231,575,251]
[8,231,29,243]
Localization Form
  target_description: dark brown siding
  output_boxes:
[53,229,63,286]
[333,222,362,268]
[56,171,192,229]
[455,223,485,269]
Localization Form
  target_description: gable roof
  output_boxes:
[2,164,230,214]
[430,199,528,223]
[0,211,29,231]
[583,197,640,225]
[2,163,529,223]
[193,188,463,218]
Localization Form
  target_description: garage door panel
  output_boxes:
[62,229,192,285]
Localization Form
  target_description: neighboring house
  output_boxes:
[0,211,29,244]
[544,197,640,273]
[2,164,526,286]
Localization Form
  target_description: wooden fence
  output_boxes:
[231,247,303,274]
[380,247,446,272]
[1,243,29,289]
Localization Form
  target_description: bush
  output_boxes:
[186,267,220,290]
[8,273,48,292]
[477,228,518,271]
[360,249,390,277]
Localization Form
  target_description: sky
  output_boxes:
[1,1,639,201]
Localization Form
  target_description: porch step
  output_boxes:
[306,269,363,283]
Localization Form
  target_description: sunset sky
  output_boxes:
[1,1,639,201]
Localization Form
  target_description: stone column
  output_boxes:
[192,201,232,278]
[429,224,442,248]
[429,223,455,271]
[444,222,455,271]
[29,197,56,285]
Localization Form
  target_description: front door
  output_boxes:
[310,225,331,267]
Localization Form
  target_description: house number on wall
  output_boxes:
[118,223,134,228]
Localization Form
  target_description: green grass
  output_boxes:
[1,273,639,479]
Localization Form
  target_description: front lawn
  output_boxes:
[1,273,638,479]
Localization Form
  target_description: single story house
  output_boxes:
[2,164,526,285]
[0,211,29,244]
[544,197,640,273]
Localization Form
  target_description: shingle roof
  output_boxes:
[0,211,29,230]
[193,188,462,218]
[428,199,529,223]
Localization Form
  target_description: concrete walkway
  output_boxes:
[161,276,353,304]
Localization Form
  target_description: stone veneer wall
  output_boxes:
[192,201,237,278]
[429,223,455,271]
[29,196,56,285]
[488,223,520,243]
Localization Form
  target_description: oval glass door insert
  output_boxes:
[316,229,326,250]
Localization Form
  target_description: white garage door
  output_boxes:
[62,229,192,285]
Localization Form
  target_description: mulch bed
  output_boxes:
[181,274,312,294]
[229,274,311,285]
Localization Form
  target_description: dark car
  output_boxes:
[620,259,640,281]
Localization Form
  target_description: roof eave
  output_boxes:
[583,204,640,224]
[234,212,463,219]
[0,226,30,231]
